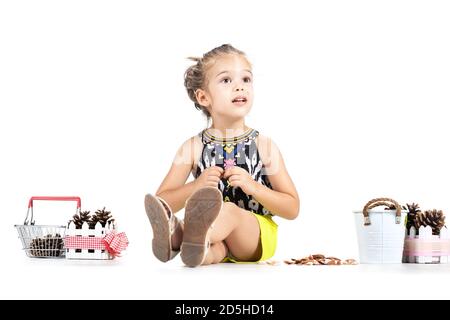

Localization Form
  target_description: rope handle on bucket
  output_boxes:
[24,196,81,225]
[362,197,402,226]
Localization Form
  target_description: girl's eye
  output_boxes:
[243,77,252,83]
[221,78,231,84]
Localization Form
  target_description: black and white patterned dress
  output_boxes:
[193,128,273,216]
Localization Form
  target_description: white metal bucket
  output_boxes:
[354,198,407,263]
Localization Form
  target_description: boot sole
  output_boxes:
[144,194,172,262]
[181,187,222,267]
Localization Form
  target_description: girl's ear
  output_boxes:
[195,89,210,108]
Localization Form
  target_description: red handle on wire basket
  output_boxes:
[28,196,81,208]
[24,196,82,225]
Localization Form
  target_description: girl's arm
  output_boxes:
[223,135,299,219]
[253,135,300,220]
[155,137,200,214]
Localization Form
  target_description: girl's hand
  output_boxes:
[194,166,224,190]
[223,167,258,195]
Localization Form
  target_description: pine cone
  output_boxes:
[405,203,421,231]
[414,209,445,235]
[29,238,44,257]
[71,210,91,229]
[29,234,64,257]
[89,215,99,228]
[90,207,113,228]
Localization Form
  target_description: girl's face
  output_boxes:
[196,54,254,122]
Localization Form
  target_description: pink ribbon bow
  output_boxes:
[102,230,129,257]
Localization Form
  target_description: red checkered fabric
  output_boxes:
[103,231,129,256]
[64,231,128,256]
[64,236,105,250]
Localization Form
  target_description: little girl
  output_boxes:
[145,44,299,267]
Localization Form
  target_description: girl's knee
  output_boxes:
[222,201,237,210]
[221,202,241,218]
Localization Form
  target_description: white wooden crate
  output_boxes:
[65,221,116,260]
[403,226,450,264]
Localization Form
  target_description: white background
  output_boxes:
[1,0,450,300]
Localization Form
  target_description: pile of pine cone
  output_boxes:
[407,204,445,235]
[29,234,64,257]
[284,254,357,266]
[70,207,114,229]
[387,203,446,235]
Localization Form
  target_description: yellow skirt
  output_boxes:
[223,213,278,263]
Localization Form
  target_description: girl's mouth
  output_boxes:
[232,96,247,105]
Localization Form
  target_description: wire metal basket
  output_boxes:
[14,196,81,259]
[15,224,66,258]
